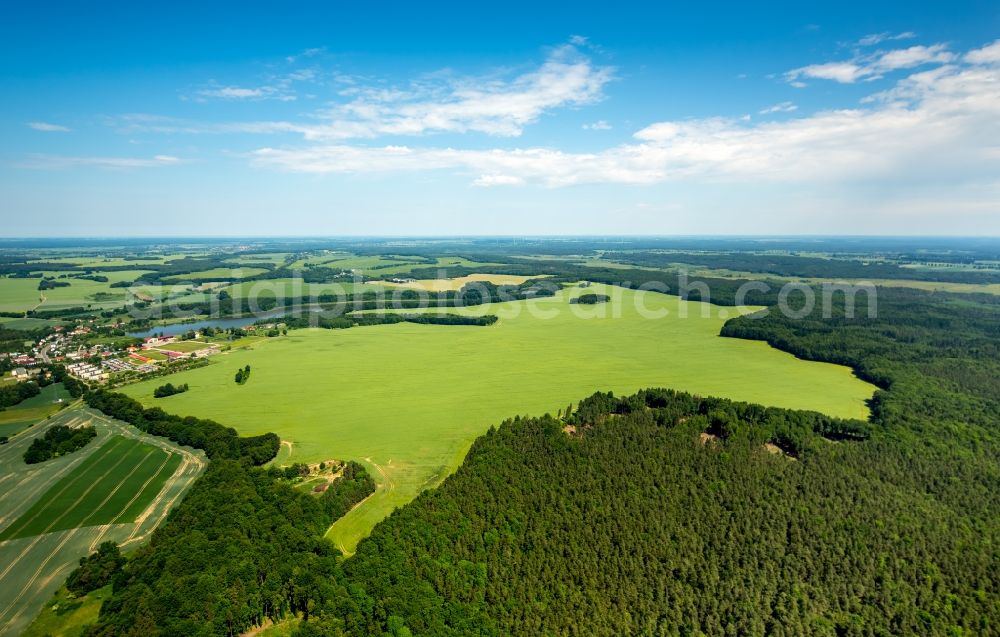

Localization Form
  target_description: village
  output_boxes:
[3,321,229,386]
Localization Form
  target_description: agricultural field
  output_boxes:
[0,317,66,331]
[0,383,71,438]
[310,254,426,273]
[0,270,153,313]
[0,407,205,636]
[294,254,503,275]
[212,278,387,301]
[381,273,541,292]
[160,266,269,282]
[27,254,183,268]
[225,252,296,265]
[123,283,875,553]
[0,435,181,540]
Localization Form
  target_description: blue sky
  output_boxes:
[2,1,999,236]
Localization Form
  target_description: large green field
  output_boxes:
[123,284,875,553]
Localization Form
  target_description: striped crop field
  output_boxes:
[0,407,205,636]
[0,435,181,541]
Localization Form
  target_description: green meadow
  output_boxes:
[123,284,875,552]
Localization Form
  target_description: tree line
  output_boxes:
[84,390,278,465]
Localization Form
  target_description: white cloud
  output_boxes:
[787,62,866,84]
[285,47,324,64]
[857,31,916,47]
[473,174,526,187]
[199,86,266,99]
[583,120,612,130]
[303,43,612,139]
[759,101,798,114]
[786,43,955,84]
[163,42,612,139]
[252,41,1000,192]
[28,122,70,132]
[966,39,1000,65]
[22,154,182,169]
[196,85,297,101]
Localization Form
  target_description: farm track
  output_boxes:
[93,452,171,550]
[0,406,206,637]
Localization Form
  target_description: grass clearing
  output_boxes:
[21,585,110,637]
[0,317,66,330]
[123,284,875,553]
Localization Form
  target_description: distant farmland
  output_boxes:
[0,408,205,636]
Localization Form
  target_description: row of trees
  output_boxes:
[84,390,278,464]
[0,378,40,408]
[281,312,499,332]
[569,293,610,304]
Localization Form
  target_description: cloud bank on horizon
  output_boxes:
[3,5,999,235]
